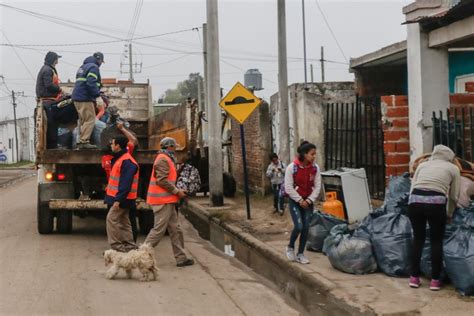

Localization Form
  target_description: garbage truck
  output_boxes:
[35,80,171,234]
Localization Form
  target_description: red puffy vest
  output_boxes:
[293,159,318,199]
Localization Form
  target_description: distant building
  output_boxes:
[0,117,35,163]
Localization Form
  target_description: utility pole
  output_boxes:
[203,23,208,115]
[320,46,325,83]
[129,43,134,82]
[310,64,314,83]
[278,0,290,164]
[206,0,224,207]
[302,0,308,87]
[11,90,19,163]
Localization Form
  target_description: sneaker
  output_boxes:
[286,247,296,261]
[430,279,442,291]
[77,142,97,150]
[409,276,421,288]
[296,253,310,264]
[176,258,195,267]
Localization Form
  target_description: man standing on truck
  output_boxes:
[145,137,195,267]
[72,52,105,149]
[104,135,139,252]
[102,122,139,242]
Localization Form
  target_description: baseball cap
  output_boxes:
[160,137,181,149]
[93,51,105,63]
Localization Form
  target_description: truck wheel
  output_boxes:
[37,203,54,234]
[139,210,154,235]
[56,211,73,234]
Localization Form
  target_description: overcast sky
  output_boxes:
[0,0,411,120]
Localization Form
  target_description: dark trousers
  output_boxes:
[288,199,312,254]
[129,206,138,243]
[272,184,284,210]
[408,203,446,280]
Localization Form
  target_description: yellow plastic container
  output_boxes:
[323,192,345,220]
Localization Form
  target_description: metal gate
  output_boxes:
[325,96,385,199]
[432,107,474,161]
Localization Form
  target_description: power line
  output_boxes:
[1,30,36,80]
[142,54,192,69]
[0,27,200,47]
[314,0,348,62]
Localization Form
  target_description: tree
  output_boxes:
[162,73,204,104]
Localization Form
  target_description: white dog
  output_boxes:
[103,243,159,281]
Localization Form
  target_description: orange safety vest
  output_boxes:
[146,153,179,205]
[106,152,139,200]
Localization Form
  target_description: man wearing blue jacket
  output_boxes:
[72,52,105,149]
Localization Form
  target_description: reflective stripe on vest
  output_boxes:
[105,152,139,200]
[146,153,179,205]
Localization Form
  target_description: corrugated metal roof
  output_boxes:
[403,0,470,25]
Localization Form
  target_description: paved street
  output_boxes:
[0,177,303,315]
[0,168,36,188]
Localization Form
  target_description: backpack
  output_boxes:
[279,163,318,198]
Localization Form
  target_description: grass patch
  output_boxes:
[0,160,34,169]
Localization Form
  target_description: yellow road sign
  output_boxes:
[219,82,262,124]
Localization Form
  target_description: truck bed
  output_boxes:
[36,149,158,165]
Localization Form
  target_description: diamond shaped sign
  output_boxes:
[219,82,262,124]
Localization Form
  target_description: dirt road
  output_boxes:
[0,178,304,315]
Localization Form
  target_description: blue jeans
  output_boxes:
[288,199,312,254]
[272,184,285,211]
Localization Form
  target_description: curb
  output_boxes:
[0,172,36,189]
[183,200,375,316]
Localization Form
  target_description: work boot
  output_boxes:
[77,142,97,150]
[176,258,195,267]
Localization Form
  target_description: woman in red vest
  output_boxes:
[284,141,322,264]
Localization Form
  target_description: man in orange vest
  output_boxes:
[104,135,139,252]
[145,137,194,267]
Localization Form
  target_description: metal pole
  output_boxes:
[11,90,19,162]
[321,46,325,83]
[240,124,251,219]
[203,23,209,119]
[128,43,134,82]
[302,0,307,87]
[310,64,314,83]
[206,0,224,206]
[278,0,290,164]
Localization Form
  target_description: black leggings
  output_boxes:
[408,203,446,280]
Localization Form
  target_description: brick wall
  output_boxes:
[231,102,272,195]
[381,95,410,179]
[449,94,474,161]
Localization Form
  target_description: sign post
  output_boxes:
[219,82,262,220]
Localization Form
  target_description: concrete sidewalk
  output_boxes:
[183,196,474,315]
[0,167,36,188]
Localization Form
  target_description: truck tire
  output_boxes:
[56,211,73,234]
[37,201,54,234]
[139,210,154,235]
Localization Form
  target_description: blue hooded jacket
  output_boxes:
[71,56,102,102]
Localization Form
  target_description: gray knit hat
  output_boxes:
[160,137,180,149]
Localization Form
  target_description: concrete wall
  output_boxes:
[0,117,34,163]
[270,82,355,171]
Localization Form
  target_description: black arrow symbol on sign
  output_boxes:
[224,96,255,106]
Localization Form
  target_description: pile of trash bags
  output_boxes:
[322,224,377,275]
[306,211,346,252]
[444,208,474,296]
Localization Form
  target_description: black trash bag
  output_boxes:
[371,212,413,277]
[322,224,378,275]
[420,224,457,281]
[352,208,386,240]
[307,211,346,252]
[452,204,474,226]
[444,213,474,296]
[383,173,411,214]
